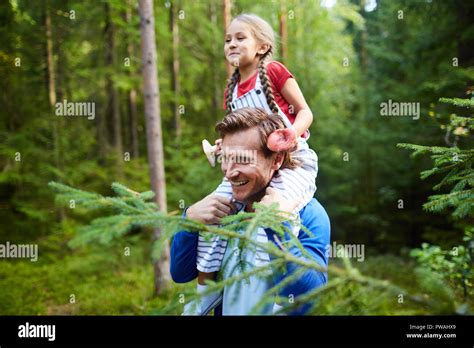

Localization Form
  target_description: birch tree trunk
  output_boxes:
[138,0,170,295]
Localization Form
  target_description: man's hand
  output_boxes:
[259,187,300,215]
[186,193,237,224]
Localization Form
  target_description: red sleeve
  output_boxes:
[266,61,294,92]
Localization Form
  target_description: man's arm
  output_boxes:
[264,198,331,315]
[170,225,199,283]
[169,194,237,283]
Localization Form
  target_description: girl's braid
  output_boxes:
[225,68,241,114]
[258,51,279,114]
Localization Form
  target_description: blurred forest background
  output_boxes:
[0,0,473,315]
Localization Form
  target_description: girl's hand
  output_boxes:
[258,187,301,215]
[266,127,297,152]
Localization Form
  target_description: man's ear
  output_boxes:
[271,152,285,171]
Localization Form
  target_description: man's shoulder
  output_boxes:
[300,198,325,214]
[299,198,330,228]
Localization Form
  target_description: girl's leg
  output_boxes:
[269,140,318,236]
[198,271,216,285]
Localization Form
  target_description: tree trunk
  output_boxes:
[358,0,374,245]
[139,0,170,295]
[45,2,64,221]
[129,89,139,158]
[223,0,232,78]
[56,0,69,102]
[279,0,288,64]
[105,2,123,174]
[126,0,139,158]
[45,6,56,108]
[209,1,221,118]
[170,0,181,141]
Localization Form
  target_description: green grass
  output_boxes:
[1,242,471,315]
[0,239,192,315]
[311,255,472,315]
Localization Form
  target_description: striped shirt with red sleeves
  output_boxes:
[223,61,296,123]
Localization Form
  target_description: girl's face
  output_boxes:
[224,21,268,68]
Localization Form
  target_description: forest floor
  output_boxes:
[0,237,470,315]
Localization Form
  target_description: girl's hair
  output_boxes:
[225,14,279,115]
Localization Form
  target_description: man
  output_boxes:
[170,108,330,315]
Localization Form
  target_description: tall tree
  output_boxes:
[223,0,232,77]
[170,0,181,141]
[45,1,64,221]
[357,0,376,245]
[126,0,139,158]
[105,2,123,173]
[139,0,170,294]
[45,4,56,108]
[209,1,221,118]
[279,0,287,64]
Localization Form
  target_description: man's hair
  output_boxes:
[215,107,299,169]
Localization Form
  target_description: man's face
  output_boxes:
[220,127,283,205]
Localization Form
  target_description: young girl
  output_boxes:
[188,13,318,315]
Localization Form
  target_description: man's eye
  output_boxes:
[225,39,231,43]
[237,37,245,41]
[237,157,252,164]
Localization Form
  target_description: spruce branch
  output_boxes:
[439,97,474,109]
[49,181,462,315]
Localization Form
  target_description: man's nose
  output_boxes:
[229,39,237,48]
[223,160,238,179]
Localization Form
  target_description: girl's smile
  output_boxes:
[224,21,268,74]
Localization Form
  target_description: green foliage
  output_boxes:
[2,0,474,315]
[48,181,467,315]
[0,238,188,315]
[439,97,474,109]
[410,229,473,303]
[2,0,471,251]
[398,97,474,219]
[399,96,473,310]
